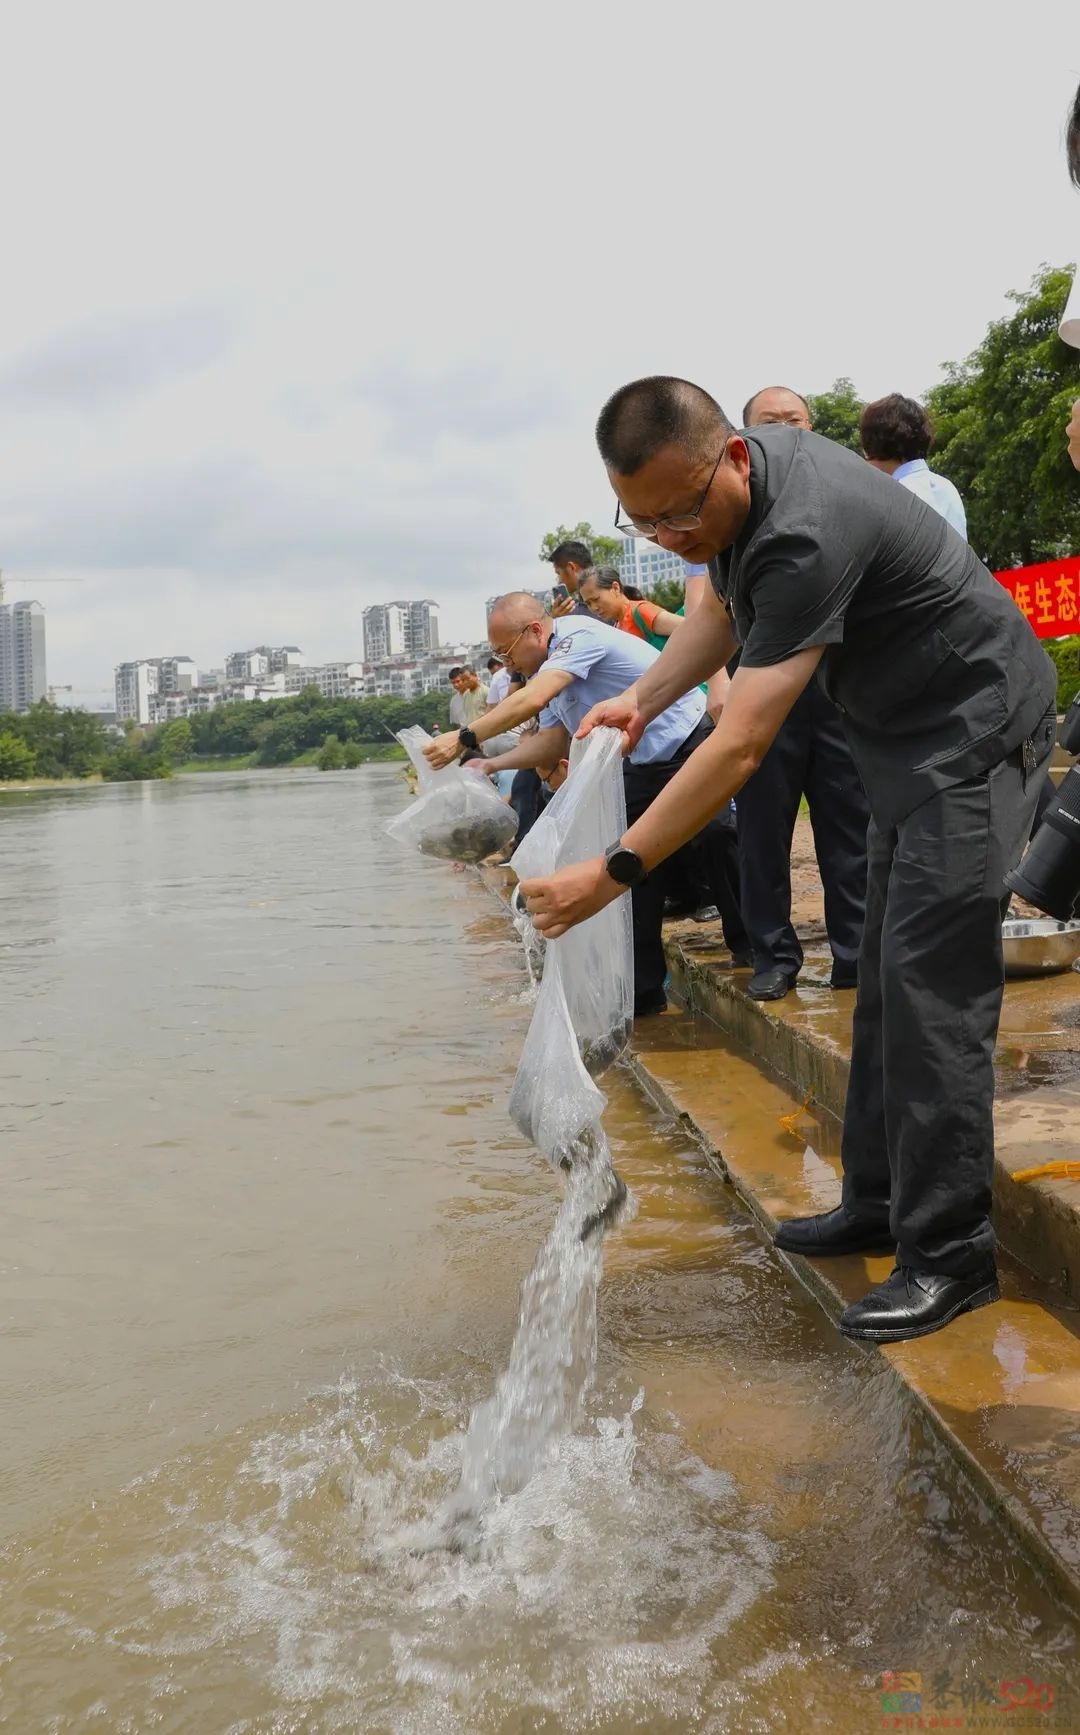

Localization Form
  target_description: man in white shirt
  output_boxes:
[860,395,967,537]
[424,592,714,1017]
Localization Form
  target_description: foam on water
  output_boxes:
[131,1366,774,1732]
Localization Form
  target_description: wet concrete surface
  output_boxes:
[628,1004,1080,1612]
[662,814,1080,1308]
[482,828,1080,1608]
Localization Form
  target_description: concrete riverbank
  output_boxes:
[481,828,1080,1612]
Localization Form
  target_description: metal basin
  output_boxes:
[1002,917,1080,978]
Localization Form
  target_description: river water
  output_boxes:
[1,767,1077,1732]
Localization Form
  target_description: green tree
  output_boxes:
[925,265,1080,571]
[159,719,194,764]
[343,740,363,768]
[806,378,865,452]
[317,733,345,771]
[0,732,36,780]
[539,521,624,569]
[650,577,686,613]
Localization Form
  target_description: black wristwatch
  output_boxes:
[604,842,647,887]
[458,726,480,752]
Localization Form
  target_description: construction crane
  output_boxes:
[0,569,83,605]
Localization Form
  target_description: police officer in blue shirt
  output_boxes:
[521,376,1056,1344]
[423,591,716,1019]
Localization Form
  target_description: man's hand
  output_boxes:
[424,731,462,769]
[462,756,495,775]
[519,855,624,939]
[551,592,577,618]
[1068,399,1080,473]
[576,685,650,755]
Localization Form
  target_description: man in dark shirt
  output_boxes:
[521,375,1056,1343]
[736,386,869,999]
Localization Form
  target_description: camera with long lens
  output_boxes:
[1005,691,1080,919]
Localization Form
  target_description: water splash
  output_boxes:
[409,1130,633,1553]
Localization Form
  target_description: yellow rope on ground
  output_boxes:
[779,1089,815,1136]
[1012,1160,1080,1183]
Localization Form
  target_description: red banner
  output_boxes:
[994,555,1080,639]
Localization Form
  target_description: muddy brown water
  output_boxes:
[1,768,1078,1732]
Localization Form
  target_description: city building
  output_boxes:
[114,655,198,724]
[114,659,160,725]
[362,601,439,662]
[0,600,47,713]
[283,662,366,700]
[224,646,305,681]
[616,540,703,597]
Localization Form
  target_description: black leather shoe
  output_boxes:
[839,1264,999,1342]
[633,989,668,1018]
[830,970,858,990]
[747,966,799,1001]
[774,1205,895,1256]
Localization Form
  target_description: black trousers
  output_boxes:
[736,682,869,979]
[623,722,729,1008]
[510,769,544,843]
[840,718,1054,1276]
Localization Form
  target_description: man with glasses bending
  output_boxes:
[423,590,718,1020]
[519,375,1056,1345]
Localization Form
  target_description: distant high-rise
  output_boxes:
[362,601,439,662]
[224,645,305,681]
[114,655,198,724]
[617,539,702,596]
[114,660,160,725]
[0,600,47,713]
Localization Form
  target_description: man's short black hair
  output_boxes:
[547,539,592,569]
[1069,81,1080,188]
[859,394,934,463]
[486,656,501,672]
[447,666,464,681]
[742,385,811,426]
[596,376,734,476]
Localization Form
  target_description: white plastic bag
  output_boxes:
[508,727,634,1164]
[386,726,518,864]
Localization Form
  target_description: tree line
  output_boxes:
[0,687,453,782]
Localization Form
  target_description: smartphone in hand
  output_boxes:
[551,584,569,602]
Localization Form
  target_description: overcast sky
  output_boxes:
[2,1,1078,698]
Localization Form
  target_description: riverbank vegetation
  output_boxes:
[0,689,449,784]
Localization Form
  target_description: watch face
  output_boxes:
[606,847,642,886]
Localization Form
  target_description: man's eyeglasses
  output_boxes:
[490,623,531,664]
[614,441,727,539]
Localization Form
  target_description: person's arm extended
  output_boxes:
[646,605,685,638]
[425,667,573,767]
[476,723,570,774]
[520,647,824,936]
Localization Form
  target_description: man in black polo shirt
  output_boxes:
[521,375,1056,1343]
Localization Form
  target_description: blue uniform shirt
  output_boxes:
[893,459,967,539]
[538,616,705,765]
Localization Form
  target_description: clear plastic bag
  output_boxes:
[508,727,634,1164]
[386,727,518,864]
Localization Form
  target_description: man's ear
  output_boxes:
[725,434,751,480]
